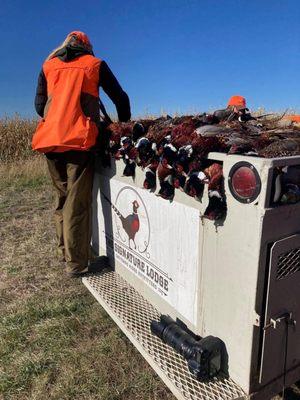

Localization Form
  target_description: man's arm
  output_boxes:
[99,61,131,122]
[34,70,47,117]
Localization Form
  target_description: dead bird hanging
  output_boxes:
[103,100,300,220]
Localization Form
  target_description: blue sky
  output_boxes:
[1,0,299,118]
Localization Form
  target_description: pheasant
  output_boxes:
[102,193,140,250]
[102,106,300,209]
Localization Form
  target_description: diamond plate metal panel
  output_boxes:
[83,271,246,400]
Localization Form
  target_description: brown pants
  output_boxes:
[46,151,94,273]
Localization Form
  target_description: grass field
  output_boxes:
[0,158,174,400]
[0,118,300,400]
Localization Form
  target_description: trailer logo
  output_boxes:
[99,178,199,324]
[101,187,170,296]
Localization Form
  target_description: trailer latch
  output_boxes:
[263,312,296,331]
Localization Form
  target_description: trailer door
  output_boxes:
[260,234,300,385]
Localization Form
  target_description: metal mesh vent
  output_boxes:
[277,247,300,280]
[83,271,245,400]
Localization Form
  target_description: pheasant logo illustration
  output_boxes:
[101,187,150,255]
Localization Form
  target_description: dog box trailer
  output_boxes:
[83,152,300,400]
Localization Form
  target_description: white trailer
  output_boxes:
[83,152,300,400]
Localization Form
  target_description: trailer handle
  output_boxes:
[263,312,296,400]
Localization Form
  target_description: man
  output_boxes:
[32,31,131,276]
[213,95,252,122]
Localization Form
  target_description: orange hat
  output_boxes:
[227,95,246,109]
[283,115,300,123]
[67,31,92,47]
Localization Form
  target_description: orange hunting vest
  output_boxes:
[32,55,101,153]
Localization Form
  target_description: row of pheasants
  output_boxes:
[101,112,300,220]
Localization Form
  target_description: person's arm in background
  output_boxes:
[99,61,131,122]
[34,70,47,117]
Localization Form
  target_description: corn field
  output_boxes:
[0,115,38,163]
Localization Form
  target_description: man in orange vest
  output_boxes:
[32,31,131,276]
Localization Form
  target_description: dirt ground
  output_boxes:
[0,158,299,400]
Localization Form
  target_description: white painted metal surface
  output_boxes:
[90,153,300,399]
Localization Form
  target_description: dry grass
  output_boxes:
[0,158,173,400]
[0,157,47,191]
[0,115,38,163]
